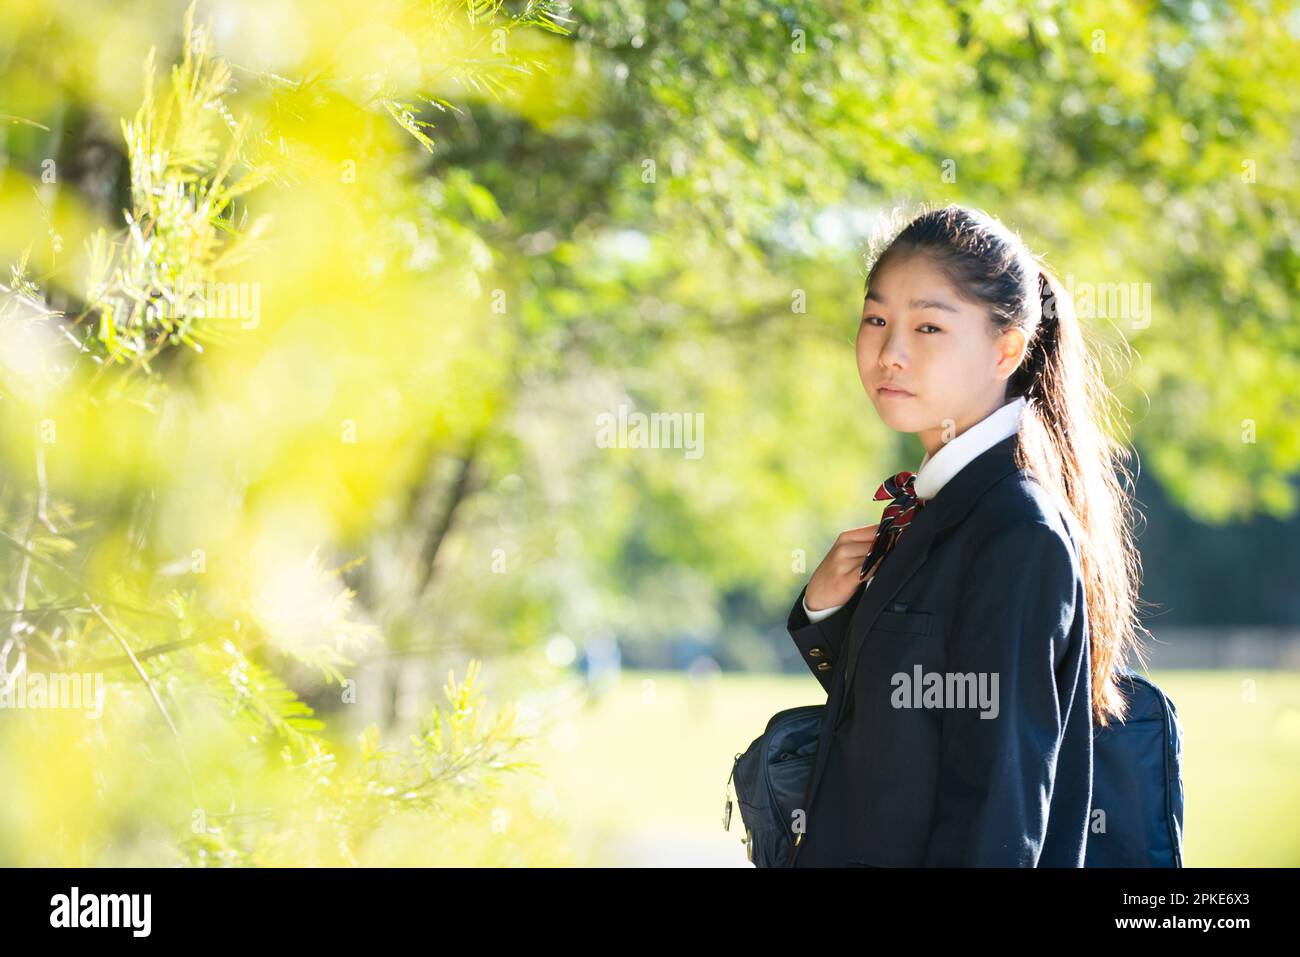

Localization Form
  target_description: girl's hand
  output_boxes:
[805,524,880,611]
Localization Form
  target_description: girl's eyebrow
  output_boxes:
[865,290,960,314]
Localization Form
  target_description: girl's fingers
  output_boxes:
[836,546,872,568]
[856,554,883,582]
[825,525,879,583]
[836,536,876,561]
[841,552,876,579]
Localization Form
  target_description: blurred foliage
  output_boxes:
[81,8,270,377]
[0,0,572,866]
[0,0,1297,864]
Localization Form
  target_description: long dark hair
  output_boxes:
[865,202,1151,727]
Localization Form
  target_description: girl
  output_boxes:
[785,204,1149,867]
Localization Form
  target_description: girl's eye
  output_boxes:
[860,316,941,334]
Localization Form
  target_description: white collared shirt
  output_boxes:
[803,395,1028,622]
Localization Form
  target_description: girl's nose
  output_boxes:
[878,337,908,368]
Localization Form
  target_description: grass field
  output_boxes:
[523,669,1300,867]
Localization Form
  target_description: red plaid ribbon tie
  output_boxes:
[859,470,929,581]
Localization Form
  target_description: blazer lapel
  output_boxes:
[836,501,941,722]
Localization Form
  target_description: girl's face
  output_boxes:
[856,254,1027,457]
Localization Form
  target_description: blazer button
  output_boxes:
[808,647,825,657]
[816,661,833,671]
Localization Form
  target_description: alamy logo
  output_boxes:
[891,666,1000,719]
[595,403,704,459]
[171,281,261,329]
[49,887,151,937]
[1060,274,1153,329]
[0,670,104,718]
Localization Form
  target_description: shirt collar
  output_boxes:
[912,395,1028,500]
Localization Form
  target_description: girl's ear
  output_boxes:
[995,327,1028,381]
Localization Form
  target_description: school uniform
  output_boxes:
[786,396,1093,866]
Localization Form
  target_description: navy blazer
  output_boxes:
[786,433,1092,867]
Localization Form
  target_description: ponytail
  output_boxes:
[1014,263,1152,727]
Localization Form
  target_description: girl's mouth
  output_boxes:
[877,385,915,398]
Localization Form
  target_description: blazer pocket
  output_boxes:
[871,610,935,636]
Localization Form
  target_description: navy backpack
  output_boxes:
[1084,668,1185,866]
[724,666,1185,867]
